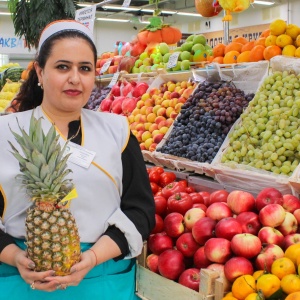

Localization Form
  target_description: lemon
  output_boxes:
[286,24,300,40]
[270,19,287,36]
[295,47,300,58]
[265,35,277,46]
[282,45,296,56]
[276,34,293,48]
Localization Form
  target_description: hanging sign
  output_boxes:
[75,5,97,33]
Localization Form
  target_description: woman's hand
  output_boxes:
[44,250,96,289]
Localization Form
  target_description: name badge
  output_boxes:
[65,142,96,168]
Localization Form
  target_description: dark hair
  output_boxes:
[15,31,97,112]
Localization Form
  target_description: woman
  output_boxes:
[0,20,155,299]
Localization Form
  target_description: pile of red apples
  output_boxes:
[128,80,197,152]
[147,166,300,292]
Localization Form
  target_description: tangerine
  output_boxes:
[213,43,226,57]
[285,244,300,265]
[241,41,255,52]
[281,274,300,294]
[271,257,296,279]
[253,270,265,281]
[263,45,282,60]
[224,42,243,54]
[286,291,300,300]
[245,293,262,300]
[249,45,265,62]
[260,29,271,38]
[256,274,281,298]
[237,50,251,63]
[233,36,248,45]
[232,275,256,300]
[212,56,224,64]
[223,50,240,64]
[254,37,266,46]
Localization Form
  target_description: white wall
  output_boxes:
[0,0,300,63]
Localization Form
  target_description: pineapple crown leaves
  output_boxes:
[8,112,74,200]
[7,0,78,50]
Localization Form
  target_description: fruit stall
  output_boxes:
[3,17,300,300]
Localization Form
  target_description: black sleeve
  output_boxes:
[0,192,16,254]
[104,132,156,260]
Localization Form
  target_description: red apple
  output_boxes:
[206,263,225,274]
[158,249,185,280]
[206,202,233,221]
[209,189,229,205]
[259,204,286,227]
[193,246,212,269]
[154,195,167,216]
[282,233,300,250]
[176,232,200,258]
[151,214,164,234]
[224,256,254,282]
[192,217,217,245]
[256,187,283,211]
[184,207,206,231]
[148,232,174,255]
[189,192,204,204]
[178,268,200,291]
[235,211,262,235]
[282,194,300,213]
[215,217,243,240]
[163,212,185,238]
[192,203,207,212]
[167,192,194,216]
[293,208,300,224]
[199,191,211,206]
[257,226,284,247]
[276,212,298,236]
[227,190,256,214]
[231,233,262,259]
[204,238,232,264]
[146,253,159,273]
[255,244,284,272]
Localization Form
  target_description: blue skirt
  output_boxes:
[0,239,139,300]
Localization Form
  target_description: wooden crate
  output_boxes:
[135,243,229,300]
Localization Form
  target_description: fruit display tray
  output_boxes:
[136,243,228,300]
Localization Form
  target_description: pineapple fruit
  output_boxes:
[9,112,81,275]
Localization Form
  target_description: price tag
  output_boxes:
[108,71,120,87]
[122,0,131,7]
[100,59,112,74]
[167,52,180,69]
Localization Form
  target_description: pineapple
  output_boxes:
[8,112,81,275]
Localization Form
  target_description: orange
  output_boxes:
[260,29,271,38]
[223,50,240,64]
[224,42,243,54]
[241,41,255,52]
[265,35,277,47]
[245,293,262,300]
[233,36,248,45]
[232,275,256,300]
[271,257,296,279]
[223,292,234,298]
[213,43,226,57]
[212,56,224,64]
[276,34,294,48]
[249,45,265,62]
[254,37,266,46]
[296,35,300,47]
[282,45,296,56]
[222,297,238,300]
[253,270,265,281]
[237,50,251,63]
[206,55,214,63]
[286,24,300,40]
[256,274,281,298]
[263,45,282,60]
[285,244,300,265]
[281,274,300,294]
[286,291,300,300]
[270,19,287,36]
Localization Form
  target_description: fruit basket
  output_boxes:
[210,57,300,195]
[151,62,269,178]
[136,243,228,300]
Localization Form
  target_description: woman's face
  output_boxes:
[35,37,95,114]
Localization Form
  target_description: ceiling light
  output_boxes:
[96,18,129,22]
[0,12,10,15]
[253,1,275,5]
[177,12,202,17]
[77,3,92,7]
[102,5,140,11]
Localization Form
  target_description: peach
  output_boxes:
[140,142,146,150]
[158,120,168,130]
[149,123,158,133]
[149,143,158,152]
[142,131,152,142]
[159,126,169,134]
[175,103,184,113]
[161,100,170,108]
[145,106,153,115]
[153,105,161,115]
[127,115,135,124]
[147,113,157,123]
[141,93,151,101]
[156,107,167,117]
[144,122,152,131]
[144,138,154,150]
[155,116,166,125]
[166,107,174,118]
[140,106,147,115]
[153,133,164,144]
[135,123,145,132]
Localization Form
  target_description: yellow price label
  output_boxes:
[58,188,78,208]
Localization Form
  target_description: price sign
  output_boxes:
[100,59,112,74]
[167,52,180,69]
[122,0,131,7]
[108,72,120,87]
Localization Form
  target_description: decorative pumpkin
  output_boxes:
[195,0,223,18]
[219,0,254,21]
[137,17,182,46]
